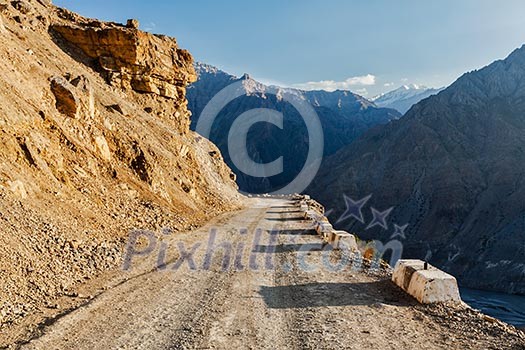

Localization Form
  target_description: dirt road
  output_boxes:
[21,198,525,349]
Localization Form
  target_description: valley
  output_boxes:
[1,0,525,348]
[187,63,400,193]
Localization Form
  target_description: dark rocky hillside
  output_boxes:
[307,45,525,295]
[188,63,400,193]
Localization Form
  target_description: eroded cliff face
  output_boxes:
[51,18,196,100]
[0,0,239,340]
[49,8,197,134]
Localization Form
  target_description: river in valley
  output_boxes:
[461,288,525,329]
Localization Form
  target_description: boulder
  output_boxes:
[94,136,111,161]
[50,75,96,119]
[51,24,197,99]
[70,75,95,118]
[8,180,28,199]
[158,81,179,99]
[50,76,79,118]
[131,76,160,95]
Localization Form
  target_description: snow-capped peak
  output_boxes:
[372,84,445,114]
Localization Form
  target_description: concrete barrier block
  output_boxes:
[315,222,333,236]
[304,210,316,220]
[306,212,327,223]
[392,260,461,304]
[317,215,329,223]
[313,221,322,233]
[322,229,331,241]
[329,231,358,251]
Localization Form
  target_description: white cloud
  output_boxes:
[292,74,376,92]
[384,82,394,87]
[400,77,409,82]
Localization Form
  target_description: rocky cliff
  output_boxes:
[0,0,240,339]
[51,18,195,99]
[307,45,525,295]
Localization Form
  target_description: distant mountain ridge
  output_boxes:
[188,62,401,193]
[307,45,525,295]
[372,84,444,114]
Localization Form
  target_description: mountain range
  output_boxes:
[187,63,401,193]
[307,45,525,294]
[372,84,445,114]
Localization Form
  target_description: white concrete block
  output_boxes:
[322,229,331,241]
[304,210,315,220]
[329,231,358,251]
[313,221,321,233]
[305,212,327,223]
[392,260,461,304]
[315,222,333,236]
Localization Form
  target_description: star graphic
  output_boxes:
[336,194,372,224]
[366,207,394,230]
[424,249,432,261]
[390,223,409,239]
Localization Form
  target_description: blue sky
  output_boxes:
[54,0,525,97]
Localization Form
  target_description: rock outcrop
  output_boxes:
[126,18,139,29]
[46,10,199,134]
[51,20,196,100]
